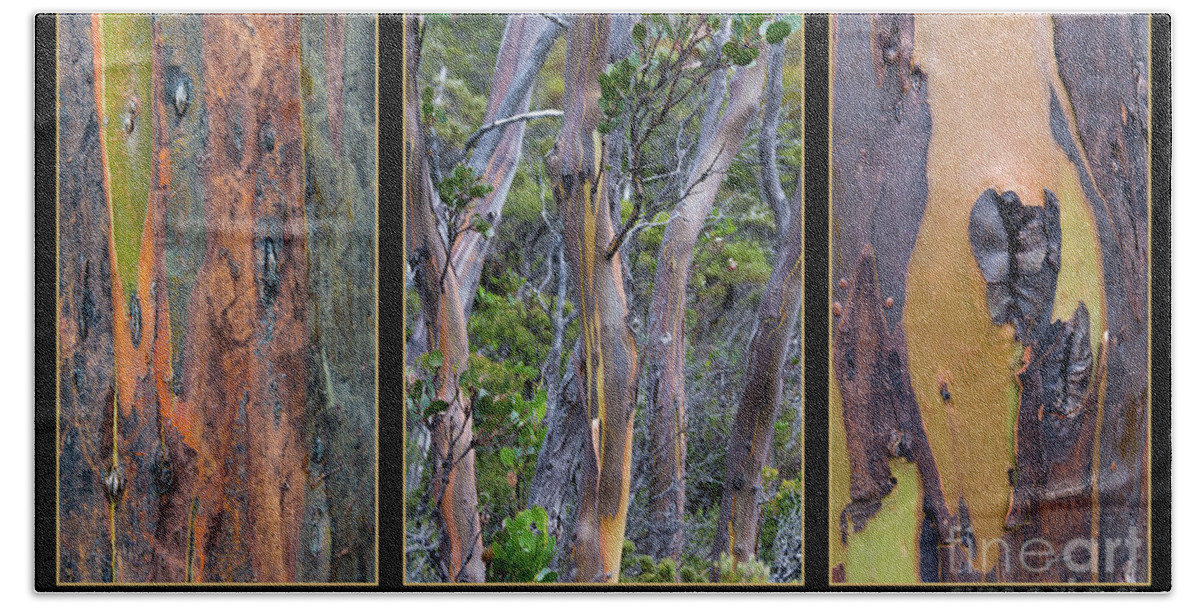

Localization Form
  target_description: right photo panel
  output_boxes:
[828,14,1152,586]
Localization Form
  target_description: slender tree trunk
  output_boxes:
[453,15,564,311]
[643,55,767,562]
[403,16,486,583]
[553,15,640,583]
[409,14,564,358]
[712,178,804,570]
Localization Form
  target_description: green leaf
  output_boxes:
[631,22,646,47]
[424,350,443,371]
[499,446,517,469]
[765,20,792,44]
[424,399,450,419]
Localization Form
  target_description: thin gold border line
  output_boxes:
[400,12,409,586]
[374,11,382,585]
[54,12,62,588]
[825,12,835,588]
[1145,11,1153,587]
[798,15,806,588]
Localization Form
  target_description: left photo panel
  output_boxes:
[54,14,377,584]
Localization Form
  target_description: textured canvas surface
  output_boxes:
[32,12,1170,591]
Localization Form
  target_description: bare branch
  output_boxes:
[758,38,790,234]
[462,109,564,153]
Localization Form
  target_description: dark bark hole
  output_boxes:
[129,293,142,348]
[262,236,280,305]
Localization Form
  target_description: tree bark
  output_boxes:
[453,15,564,312]
[403,16,487,583]
[553,15,640,583]
[58,13,376,584]
[1051,14,1150,583]
[643,54,767,562]
[298,14,378,583]
[57,14,119,582]
[712,177,804,570]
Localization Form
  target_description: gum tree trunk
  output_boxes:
[57,13,377,584]
[712,177,804,570]
[403,15,487,583]
[553,15,640,584]
[643,53,767,562]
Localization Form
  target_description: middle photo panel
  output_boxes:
[402,13,805,585]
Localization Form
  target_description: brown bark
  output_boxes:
[1050,14,1150,583]
[830,248,977,582]
[178,15,311,581]
[58,13,374,584]
[828,14,987,583]
[830,14,929,331]
[553,15,639,583]
[1004,303,1104,582]
[403,16,486,583]
[712,179,803,569]
[57,14,118,582]
[644,56,767,562]
[298,14,378,583]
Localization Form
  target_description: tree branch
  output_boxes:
[462,109,564,152]
[757,38,790,235]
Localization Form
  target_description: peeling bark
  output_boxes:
[59,12,374,584]
[831,247,977,582]
[553,15,639,584]
[403,16,486,583]
[1004,303,1103,582]
[1051,14,1150,583]
[57,14,119,582]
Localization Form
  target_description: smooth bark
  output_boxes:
[404,16,486,583]
[553,15,639,583]
[643,54,767,562]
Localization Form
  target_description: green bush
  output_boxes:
[617,539,703,583]
[487,507,558,582]
[715,553,770,583]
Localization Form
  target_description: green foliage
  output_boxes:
[487,507,558,582]
[715,553,771,583]
[764,20,792,45]
[692,226,773,307]
[758,471,802,566]
[617,540,703,583]
[416,15,501,151]
[437,164,494,214]
[420,85,448,126]
[468,271,553,366]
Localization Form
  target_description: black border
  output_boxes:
[801,11,830,594]
[33,12,58,593]
[1148,11,1172,594]
[33,12,1171,592]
